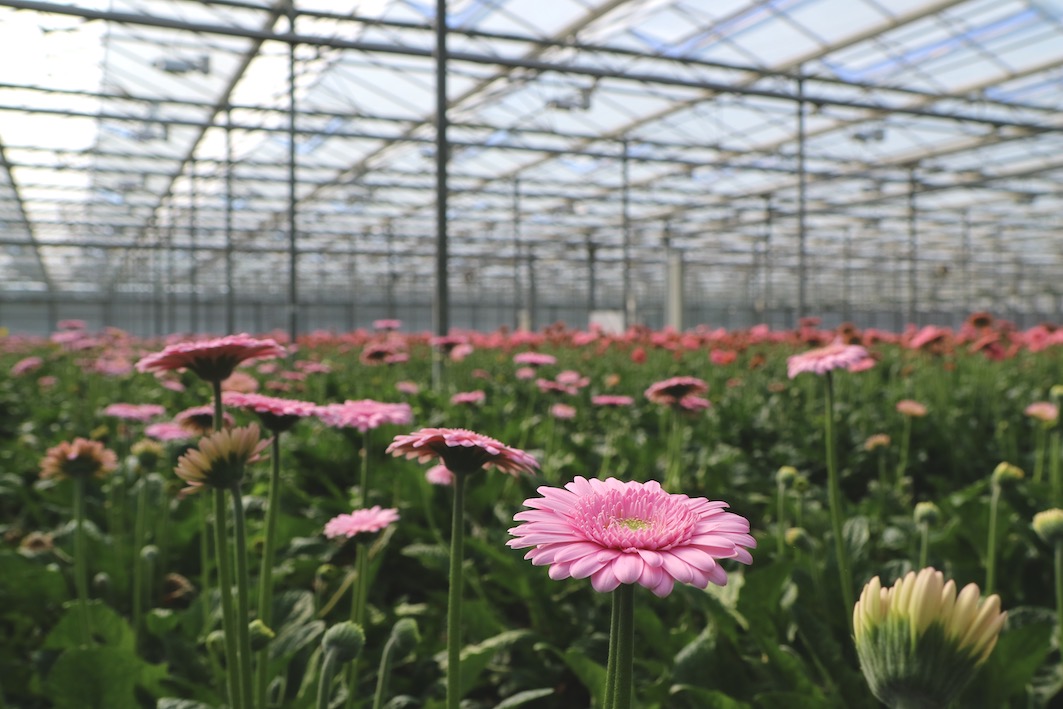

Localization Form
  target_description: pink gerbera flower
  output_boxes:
[1025,402,1059,425]
[324,505,400,539]
[507,476,754,597]
[678,395,711,412]
[513,352,556,367]
[450,390,485,406]
[592,395,635,407]
[103,403,167,423]
[316,399,413,433]
[393,381,418,397]
[550,403,577,420]
[644,376,708,406]
[895,399,928,418]
[387,427,539,476]
[786,341,873,379]
[175,405,235,436]
[11,356,44,377]
[136,334,286,384]
[223,392,318,433]
[425,464,455,486]
[145,422,192,442]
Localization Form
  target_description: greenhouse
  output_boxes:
[1,0,1062,336]
[3,1,1063,708]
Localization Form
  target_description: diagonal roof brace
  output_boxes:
[0,134,55,292]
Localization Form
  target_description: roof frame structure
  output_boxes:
[0,0,1061,335]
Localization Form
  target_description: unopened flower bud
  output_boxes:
[389,618,420,658]
[854,568,1006,708]
[864,433,891,452]
[991,462,1024,487]
[207,629,227,658]
[776,466,799,487]
[1033,509,1063,546]
[322,621,365,662]
[784,527,814,552]
[92,571,112,595]
[140,544,160,564]
[914,502,941,527]
[249,619,276,651]
[131,439,165,472]
[792,474,810,494]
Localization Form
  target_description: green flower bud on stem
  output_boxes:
[853,568,1006,709]
[249,619,276,652]
[1033,509,1063,546]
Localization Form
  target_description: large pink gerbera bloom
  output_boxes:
[316,399,413,433]
[324,505,400,539]
[136,334,286,383]
[387,427,539,476]
[644,376,708,406]
[223,392,318,433]
[507,476,754,598]
[786,341,873,379]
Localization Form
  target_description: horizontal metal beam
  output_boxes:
[2,0,1059,133]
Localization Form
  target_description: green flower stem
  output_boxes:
[545,415,557,483]
[597,428,616,480]
[824,373,854,624]
[213,380,225,432]
[359,431,371,507]
[896,416,912,490]
[201,377,225,638]
[665,410,682,490]
[602,590,620,709]
[918,522,929,569]
[213,488,243,709]
[73,476,92,647]
[1034,425,1047,484]
[316,649,342,709]
[611,584,635,709]
[776,478,787,556]
[230,485,255,709]
[877,452,889,510]
[345,433,372,709]
[255,434,284,709]
[986,482,1000,595]
[371,631,399,709]
[200,496,213,636]
[1049,428,1061,505]
[446,469,468,709]
[1055,544,1063,651]
[344,544,369,709]
[132,473,150,647]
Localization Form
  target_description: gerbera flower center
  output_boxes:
[572,487,698,551]
[612,517,651,532]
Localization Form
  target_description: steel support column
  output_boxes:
[907,165,918,326]
[287,1,299,342]
[796,73,808,320]
[586,235,597,315]
[433,0,450,385]
[621,139,633,328]
[189,161,199,334]
[512,177,524,329]
[225,108,235,334]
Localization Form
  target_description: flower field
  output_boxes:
[2,315,1063,708]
